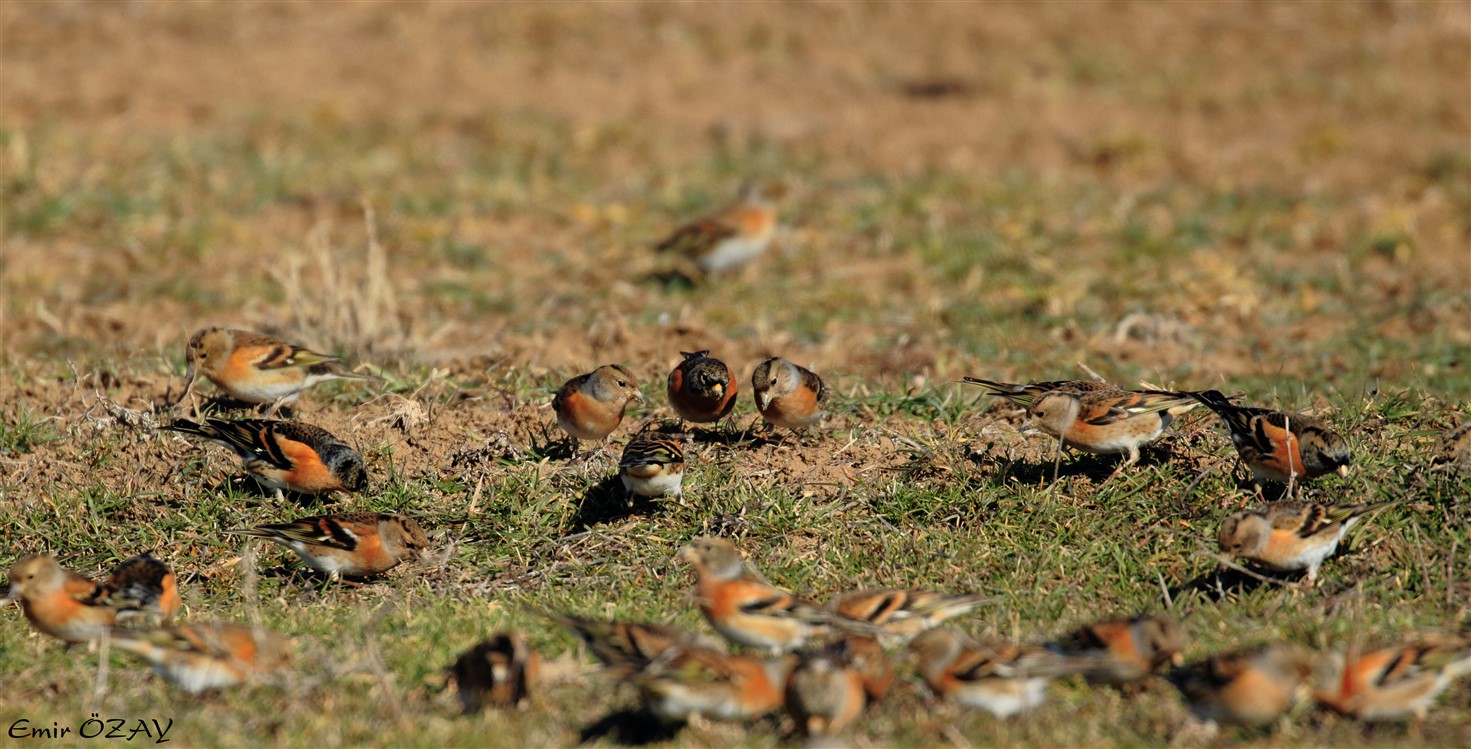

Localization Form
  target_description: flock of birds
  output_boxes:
[4,184,1470,744]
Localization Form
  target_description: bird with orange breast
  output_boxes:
[181,327,371,415]
[226,512,429,582]
[111,621,290,694]
[1182,389,1351,491]
[551,364,644,458]
[1170,643,1316,727]
[667,351,739,426]
[449,631,541,713]
[167,418,368,498]
[1314,632,1471,722]
[2,555,179,644]
[752,357,827,434]
[655,181,785,278]
[1217,500,1400,583]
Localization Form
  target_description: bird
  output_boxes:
[619,432,686,502]
[2,555,179,643]
[448,632,540,713]
[110,621,290,694]
[1182,389,1351,489]
[841,634,897,702]
[827,588,989,643]
[1171,643,1316,727]
[785,642,868,740]
[1217,500,1401,582]
[908,627,1088,718]
[225,513,429,581]
[1025,388,1200,471]
[547,612,726,677]
[1429,421,1471,474]
[961,376,1116,407]
[1049,613,1186,687]
[181,327,371,414]
[667,351,739,425]
[1314,633,1471,722]
[682,537,867,653]
[167,417,367,497]
[654,181,784,277]
[628,645,797,723]
[550,364,644,455]
[751,357,828,433]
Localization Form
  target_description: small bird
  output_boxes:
[1050,613,1186,687]
[110,621,290,694]
[551,364,644,454]
[909,627,1087,718]
[1217,500,1401,582]
[1026,388,1200,471]
[962,377,1116,406]
[548,613,726,677]
[182,327,370,413]
[620,432,686,501]
[751,357,828,433]
[1184,389,1351,489]
[449,632,540,713]
[682,537,863,653]
[1429,421,1471,474]
[841,634,897,702]
[785,642,868,740]
[1171,643,1316,727]
[225,513,429,581]
[667,351,739,425]
[2,555,179,643]
[167,418,368,497]
[1314,633,1471,722]
[828,588,988,643]
[655,181,784,277]
[628,645,797,723]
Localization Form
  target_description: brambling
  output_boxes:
[551,364,643,453]
[908,627,1086,718]
[751,357,828,432]
[1430,421,1471,474]
[1050,613,1186,687]
[682,537,869,654]
[1171,643,1316,726]
[628,645,797,723]
[667,351,739,425]
[962,376,1116,406]
[828,588,989,643]
[785,642,868,739]
[1217,499,1400,582]
[842,634,896,701]
[1027,388,1200,470]
[225,512,429,581]
[449,632,540,713]
[3,555,179,643]
[655,181,784,277]
[549,612,726,677]
[620,432,686,501]
[1314,633,1471,722]
[183,327,370,413]
[110,621,290,694]
[1185,389,1351,488]
[167,417,368,497]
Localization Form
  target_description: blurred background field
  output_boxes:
[1,2,1469,747]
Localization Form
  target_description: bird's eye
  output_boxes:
[617,380,627,387]
[199,352,209,359]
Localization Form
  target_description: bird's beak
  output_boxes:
[711,384,724,398]
[757,391,772,410]
[1171,652,1185,667]
[677,546,697,564]
[632,391,646,405]
[1337,465,1351,477]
